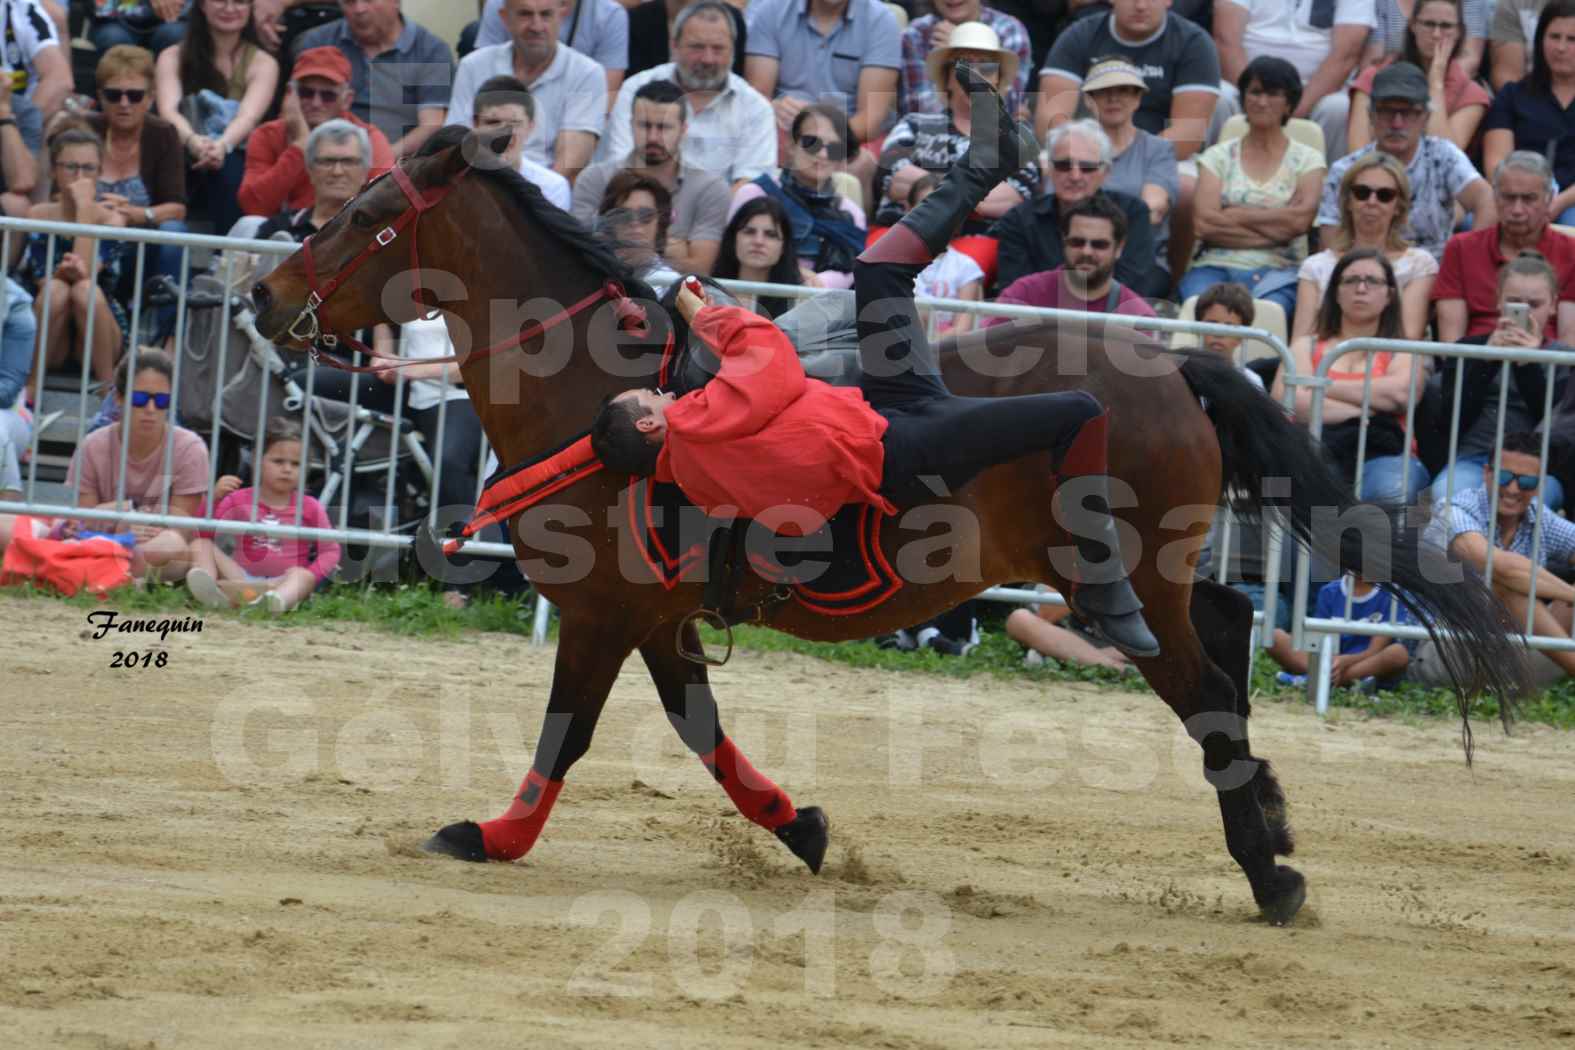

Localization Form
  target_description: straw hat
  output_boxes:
[925,21,1019,94]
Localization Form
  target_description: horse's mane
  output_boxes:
[417,125,656,302]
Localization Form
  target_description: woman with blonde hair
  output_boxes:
[1292,153,1437,341]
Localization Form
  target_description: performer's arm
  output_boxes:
[668,306,806,442]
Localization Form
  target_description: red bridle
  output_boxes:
[286,161,652,375]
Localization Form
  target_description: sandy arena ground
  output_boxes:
[1,593,1572,1049]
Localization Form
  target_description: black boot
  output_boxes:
[860,61,1038,263]
[1055,410,1160,660]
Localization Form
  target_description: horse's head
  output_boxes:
[252,124,512,349]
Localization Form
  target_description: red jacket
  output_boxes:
[655,306,892,534]
[238,112,395,217]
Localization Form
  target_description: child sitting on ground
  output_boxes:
[185,418,340,612]
[1267,572,1412,691]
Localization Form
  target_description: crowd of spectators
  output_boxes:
[2,0,1575,674]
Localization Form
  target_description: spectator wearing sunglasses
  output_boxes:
[61,349,211,582]
[1418,429,1575,689]
[238,46,393,218]
[1316,62,1494,263]
[596,169,680,290]
[1293,153,1436,342]
[1435,153,1575,351]
[728,102,865,288]
[1428,252,1571,510]
[991,120,1159,296]
[985,193,1157,324]
[877,23,1037,240]
[574,78,730,275]
[1180,56,1325,321]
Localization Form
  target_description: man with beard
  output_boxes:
[985,194,1157,320]
[605,0,778,187]
[571,79,731,274]
[445,0,608,181]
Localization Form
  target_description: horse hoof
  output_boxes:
[774,806,829,874]
[423,820,489,862]
[1259,865,1307,926]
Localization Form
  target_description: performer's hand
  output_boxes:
[675,277,708,323]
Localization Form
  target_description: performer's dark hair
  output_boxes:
[591,395,662,476]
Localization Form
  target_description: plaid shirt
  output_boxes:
[897,7,1032,118]
[1428,485,1575,567]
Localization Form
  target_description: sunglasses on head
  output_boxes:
[1051,159,1104,173]
[293,84,341,103]
[129,390,171,410]
[100,87,146,104]
[1351,184,1398,203]
[1065,236,1113,250]
[797,134,846,161]
[1498,469,1541,490]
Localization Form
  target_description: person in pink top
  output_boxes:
[985,195,1157,324]
[185,418,339,613]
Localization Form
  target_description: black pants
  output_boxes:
[854,258,1101,498]
[412,398,486,515]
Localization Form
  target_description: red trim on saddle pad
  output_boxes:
[787,503,903,617]
[626,478,708,589]
[626,480,904,615]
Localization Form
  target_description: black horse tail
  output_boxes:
[1176,350,1531,760]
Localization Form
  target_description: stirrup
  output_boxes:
[677,608,735,667]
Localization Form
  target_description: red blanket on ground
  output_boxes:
[1,517,132,596]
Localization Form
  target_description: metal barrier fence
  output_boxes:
[26,214,1566,700]
[1294,336,1575,713]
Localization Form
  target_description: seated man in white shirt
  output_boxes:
[472,75,572,211]
[446,0,608,181]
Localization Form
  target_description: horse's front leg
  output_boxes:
[1188,579,1304,924]
[640,618,829,874]
[424,615,638,863]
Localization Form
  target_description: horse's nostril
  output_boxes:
[251,282,273,313]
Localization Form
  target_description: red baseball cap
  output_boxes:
[292,46,352,85]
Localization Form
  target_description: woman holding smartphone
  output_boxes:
[1427,250,1569,508]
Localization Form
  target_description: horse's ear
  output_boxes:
[455,125,515,175]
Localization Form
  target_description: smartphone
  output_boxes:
[1505,301,1535,334]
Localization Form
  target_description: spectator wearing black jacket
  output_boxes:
[990,119,1161,296]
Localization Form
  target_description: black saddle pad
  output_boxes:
[626,479,903,617]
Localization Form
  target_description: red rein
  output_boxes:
[293,163,652,374]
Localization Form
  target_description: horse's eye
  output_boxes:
[349,210,374,230]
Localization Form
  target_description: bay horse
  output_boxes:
[251,127,1527,926]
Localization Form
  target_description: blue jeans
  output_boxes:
[1178,264,1300,324]
[1427,454,1566,510]
[89,17,189,54]
[1357,453,1432,503]
[0,277,36,410]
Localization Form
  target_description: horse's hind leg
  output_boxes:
[1191,578,1294,859]
[1174,578,1304,923]
[640,619,829,874]
[424,616,633,863]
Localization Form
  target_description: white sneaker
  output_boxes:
[247,590,287,615]
[186,568,229,609]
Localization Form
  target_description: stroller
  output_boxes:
[158,246,435,580]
